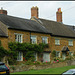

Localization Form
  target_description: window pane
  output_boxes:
[15,34,22,43]
[17,52,23,61]
[69,40,73,46]
[55,39,60,45]
[31,36,37,44]
[42,37,48,44]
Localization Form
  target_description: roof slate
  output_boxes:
[66,25,75,32]
[0,14,50,34]
[38,18,75,38]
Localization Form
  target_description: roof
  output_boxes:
[0,14,50,34]
[37,18,75,38]
[0,29,7,37]
[66,25,75,32]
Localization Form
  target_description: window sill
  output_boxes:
[17,60,23,61]
[69,45,73,47]
[55,44,60,46]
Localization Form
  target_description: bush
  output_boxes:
[66,55,74,60]
[0,46,8,61]
[8,42,49,64]
[51,50,56,57]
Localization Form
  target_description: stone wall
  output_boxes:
[51,36,75,52]
[9,60,75,73]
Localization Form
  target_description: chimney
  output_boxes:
[56,8,62,23]
[31,6,38,19]
[0,7,7,15]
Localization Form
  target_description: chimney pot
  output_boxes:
[58,8,61,12]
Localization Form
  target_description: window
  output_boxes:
[68,40,73,46]
[15,34,23,43]
[17,52,23,61]
[69,51,73,56]
[42,37,48,44]
[31,36,37,44]
[34,52,37,61]
[56,51,60,57]
[55,38,60,45]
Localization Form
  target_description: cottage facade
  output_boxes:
[0,7,75,62]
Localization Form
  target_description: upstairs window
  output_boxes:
[55,38,60,45]
[31,36,37,44]
[68,40,73,46]
[15,34,23,43]
[42,37,48,44]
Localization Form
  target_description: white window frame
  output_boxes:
[68,40,73,46]
[69,51,74,56]
[17,52,23,61]
[15,33,23,43]
[31,35,37,44]
[55,38,60,45]
[42,36,48,44]
[56,51,60,57]
[34,52,37,61]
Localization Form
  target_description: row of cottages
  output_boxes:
[0,6,75,62]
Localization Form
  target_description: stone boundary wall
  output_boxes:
[9,60,75,73]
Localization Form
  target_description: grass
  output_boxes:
[11,65,75,74]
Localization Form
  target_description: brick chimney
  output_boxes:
[31,6,38,19]
[0,7,7,15]
[56,8,62,23]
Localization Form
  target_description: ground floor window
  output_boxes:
[17,52,23,61]
[69,51,73,56]
[56,51,60,57]
[34,52,37,61]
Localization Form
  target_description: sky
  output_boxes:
[0,1,75,26]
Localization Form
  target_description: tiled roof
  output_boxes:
[0,14,50,35]
[38,18,75,38]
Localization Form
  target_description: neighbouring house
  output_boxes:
[0,7,75,63]
[31,6,75,60]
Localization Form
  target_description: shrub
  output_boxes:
[51,50,56,57]
[66,55,74,60]
[8,42,49,64]
[0,41,8,61]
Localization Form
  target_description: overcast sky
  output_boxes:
[0,1,75,26]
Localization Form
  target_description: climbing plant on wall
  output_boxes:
[8,42,49,61]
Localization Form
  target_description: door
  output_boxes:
[62,52,66,60]
[43,53,50,62]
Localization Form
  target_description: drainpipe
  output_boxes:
[30,32,31,43]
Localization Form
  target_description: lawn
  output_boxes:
[11,65,75,74]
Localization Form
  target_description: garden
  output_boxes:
[0,41,75,73]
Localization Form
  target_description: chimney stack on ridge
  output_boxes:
[0,7,7,15]
[31,6,38,19]
[56,8,62,23]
